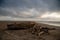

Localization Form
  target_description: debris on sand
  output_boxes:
[0,21,59,40]
[31,23,56,40]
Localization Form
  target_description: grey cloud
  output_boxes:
[0,0,60,19]
[0,0,59,10]
[0,7,40,18]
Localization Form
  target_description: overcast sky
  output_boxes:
[0,0,60,21]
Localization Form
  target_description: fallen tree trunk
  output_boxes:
[7,22,36,30]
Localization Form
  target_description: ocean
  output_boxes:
[37,21,60,27]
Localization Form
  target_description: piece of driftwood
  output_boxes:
[31,23,56,36]
[7,22,36,30]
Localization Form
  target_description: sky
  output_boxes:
[0,0,60,21]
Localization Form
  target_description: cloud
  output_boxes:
[0,0,60,20]
[40,12,60,18]
[0,7,40,18]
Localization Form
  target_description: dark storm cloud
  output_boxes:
[0,0,4,6]
[57,0,60,11]
[0,0,59,10]
[0,0,60,18]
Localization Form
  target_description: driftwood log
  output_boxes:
[7,22,36,30]
[32,24,56,36]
